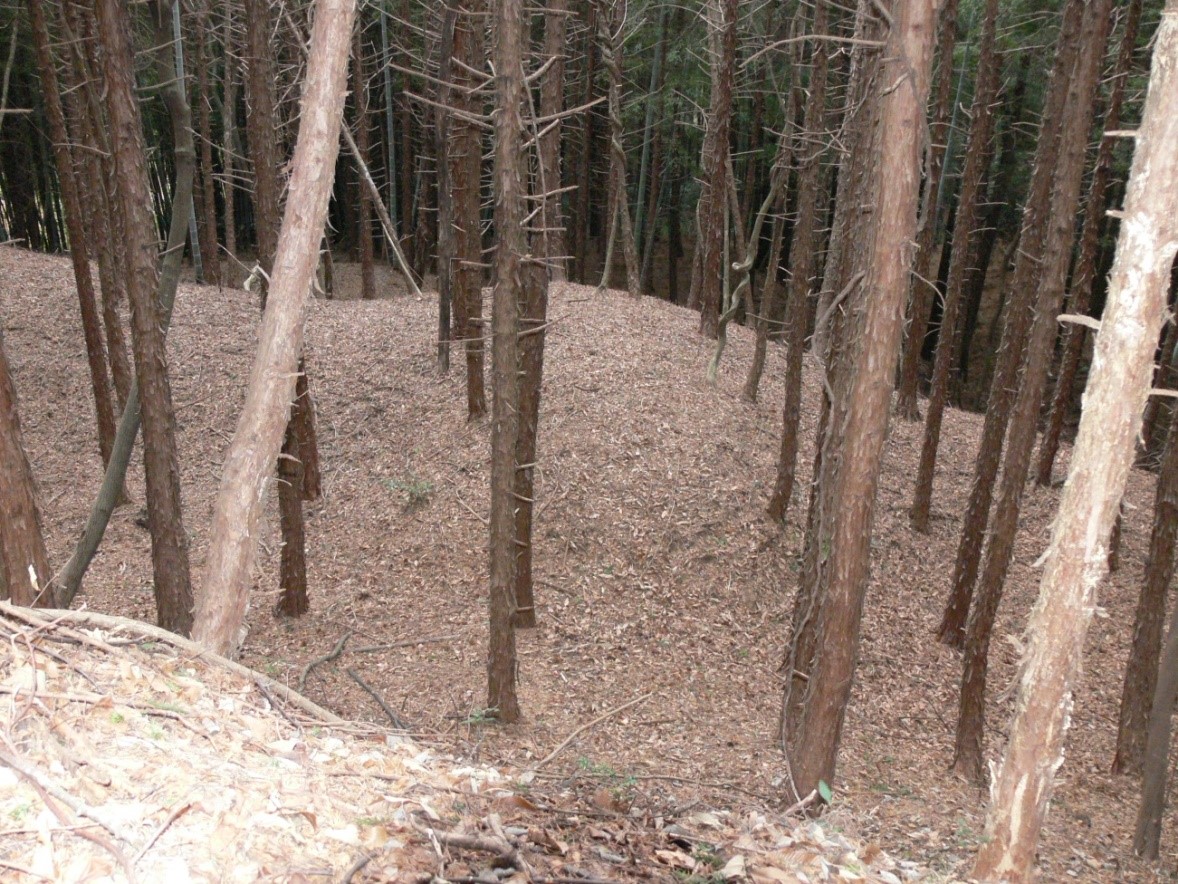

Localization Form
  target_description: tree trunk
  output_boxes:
[894,0,959,421]
[355,22,377,302]
[27,0,118,468]
[191,0,221,285]
[96,0,194,635]
[572,4,597,284]
[936,0,1086,648]
[435,3,459,377]
[953,0,1112,783]
[221,9,239,262]
[696,0,736,338]
[595,0,639,297]
[766,0,830,522]
[971,4,1178,873]
[785,0,936,799]
[449,0,487,419]
[538,0,568,280]
[909,0,999,533]
[0,328,51,607]
[193,0,355,656]
[1114,389,1178,775]
[486,0,526,722]
[1036,0,1141,486]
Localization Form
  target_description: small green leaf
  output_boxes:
[817,779,833,804]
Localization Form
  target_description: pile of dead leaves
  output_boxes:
[0,602,946,882]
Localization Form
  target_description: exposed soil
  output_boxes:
[3,245,1175,881]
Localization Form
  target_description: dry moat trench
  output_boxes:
[4,246,1177,881]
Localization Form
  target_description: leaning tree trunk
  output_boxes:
[1114,402,1178,776]
[909,0,999,533]
[1036,0,1142,487]
[936,0,1086,648]
[785,0,936,799]
[0,328,52,607]
[766,0,830,522]
[696,0,736,338]
[27,0,117,468]
[94,0,195,635]
[194,0,354,654]
[894,0,959,421]
[971,2,1178,873]
[952,0,1111,784]
[486,0,526,723]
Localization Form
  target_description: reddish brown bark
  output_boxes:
[194,0,356,655]
[28,0,117,468]
[449,0,487,419]
[97,0,194,635]
[1114,399,1178,775]
[192,1,221,286]
[909,0,999,533]
[894,0,959,421]
[953,0,1112,782]
[766,0,830,523]
[936,0,1086,648]
[0,329,52,606]
[354,22,377,302]
[1036,0,1142,486]
[696,0,737,338]
[786,0,936,798]
[487,0,526,722]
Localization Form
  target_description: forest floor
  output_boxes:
[3,246,1176,881]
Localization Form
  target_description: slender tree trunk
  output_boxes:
[573,5,597,284]
[96,0,194,635]
[449,0,487,419]
[894,0,959,421]
[937,0,1086,648]
[538,0,568,280]
[766,0,830,523]
[435,6,458,371]
[0,328,51,607]
[1037,0,1141,486]
[909,0,999,533]
[193,0,355,655]
[971,5,1178,872]
[1140,297,1178,462]
[696,0,736,338]
[785,0,936,798]
[1113,412,1178,776]
[634,4,667,266]
[486,0,526,722]
[221,10,239,262]
[953,0,1112,782]
[595,0,639,297]
[355,23,377,302]
[191,1,220,285]
[27,0,117,468]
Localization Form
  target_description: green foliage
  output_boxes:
[383,473,435,510]
[817,779,833,804]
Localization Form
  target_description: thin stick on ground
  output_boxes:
[298,629,352,692]
[346,666,409,729]
[533,691,654,770]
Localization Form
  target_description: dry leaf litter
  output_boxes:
[1,246,1174,881]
